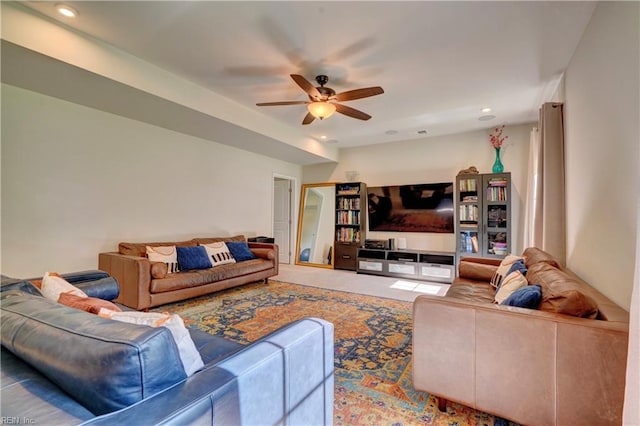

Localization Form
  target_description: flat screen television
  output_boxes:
[367,182,454,233]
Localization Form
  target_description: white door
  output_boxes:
[273,178,292,264]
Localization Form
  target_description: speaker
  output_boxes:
[397,238,407,249]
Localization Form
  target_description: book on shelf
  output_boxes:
[459,179,478,192]
[338,197,361,210]
[486,186,507,201]
[337,210,360,225]
[336,183,361,195]
[487,178,508,187]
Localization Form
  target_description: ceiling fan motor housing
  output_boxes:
[311,75,335,100]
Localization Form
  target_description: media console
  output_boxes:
[356,248,456,284]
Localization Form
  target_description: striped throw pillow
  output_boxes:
[201,242,236,267]
[146,245,179,274]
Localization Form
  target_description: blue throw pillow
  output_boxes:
[226,241,256,262]
[501,284,542,309]
[176,246,212,270]
[505,258,527,277]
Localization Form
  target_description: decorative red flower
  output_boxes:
[489,124,508,148]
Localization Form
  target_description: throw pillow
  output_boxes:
[226,241,257,262]
[176,246,213,270]
[58,292,122,314]
[505,258,527,277]
[494,271,528,304]
[501,284,542,309]
[490,255,523,289]
[201,242,236,267]
[40,272,88,301]
[146,245,179,273]
[99,310,204,376]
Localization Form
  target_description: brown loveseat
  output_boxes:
[412,247,629,426]
[98,235,278,310]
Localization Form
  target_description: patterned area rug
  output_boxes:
[153,280,504,426]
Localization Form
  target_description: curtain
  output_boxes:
[623,152,640,425]
[522,102,566,265]
[523,127,540,248]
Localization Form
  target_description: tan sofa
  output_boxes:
[98,235,278,310]
[412,247,629,426]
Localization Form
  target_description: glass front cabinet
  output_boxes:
[456,172,511,259]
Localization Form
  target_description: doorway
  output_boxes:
[273,175,295,264]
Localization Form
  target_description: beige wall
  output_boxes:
[304,124,533,254]
[1,84,302,278]
[564,1,639,310]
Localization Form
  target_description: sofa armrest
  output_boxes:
[98,252,152,310]
[249,243,278,276]
[457,258,499,281]
[250,248,276,261]
[85,318,334,426]
[412,295,628,426]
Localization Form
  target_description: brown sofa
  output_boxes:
[98,235,278,310]
[412,247,629,426]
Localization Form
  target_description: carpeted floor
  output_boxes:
[153,280,509,426]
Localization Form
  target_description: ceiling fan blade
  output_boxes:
[334,103,372,121]
[290,74,322,99]
[256,101,309,106]
[332,87,384,102]
[302,112,316,125]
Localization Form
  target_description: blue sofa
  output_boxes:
[0,271,334,425]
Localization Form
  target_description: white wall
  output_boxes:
[1,84,302,278]
[304,124,532,254]
[564,1,639,310]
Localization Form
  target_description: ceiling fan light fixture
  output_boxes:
[307,101,336,120]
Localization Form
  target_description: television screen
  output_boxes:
[367,182,454,233]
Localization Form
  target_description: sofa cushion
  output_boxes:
[446,279,495,303]
[201,242,236,267]
[227,241,257,262]
[58,292,122,314]
[147,245,179,273]
[490,255,523,288]
[522,247,560,269]
[1,347,95,424]
[527,262,599,318]
[0,291,187,415]
[501,284,542,309]
[494,271,528,304]
[119,240,197,257]
[149,259,274,294]
[194,235,246,245]
[177,246,213,270]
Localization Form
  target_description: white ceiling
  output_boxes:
[18,1,595,150]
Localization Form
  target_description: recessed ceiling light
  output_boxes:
[478,115,496,121]
[319,135,327,140]
[481,107,492,113]
[55,4,78,18]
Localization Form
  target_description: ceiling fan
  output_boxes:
[256,74,384,125]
